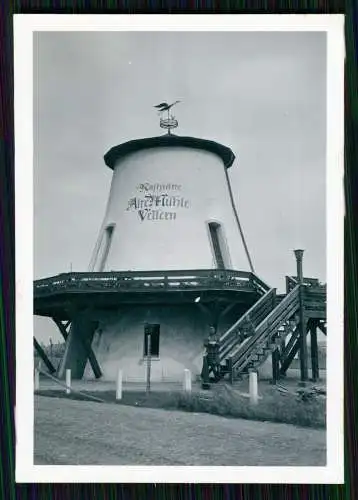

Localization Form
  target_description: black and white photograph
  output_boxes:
[15,15,344,484]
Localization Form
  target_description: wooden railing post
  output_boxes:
[294,249,308,383]
[310,320,319,382]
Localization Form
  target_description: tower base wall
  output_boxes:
[83,303,242,382]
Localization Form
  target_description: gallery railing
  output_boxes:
[303,286,327,316]
[34,269,270,298]
[285,275,326,293]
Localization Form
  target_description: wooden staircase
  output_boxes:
[213,277,326,383]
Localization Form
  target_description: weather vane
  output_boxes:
[154,100,180,135]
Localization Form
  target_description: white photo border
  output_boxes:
[14,14,345,484]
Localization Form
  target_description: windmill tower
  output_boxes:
[89,102,253,274]
[35,104,268,383]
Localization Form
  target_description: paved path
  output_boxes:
[34,396,326,466]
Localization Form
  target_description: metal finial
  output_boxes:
[153,100,180,135]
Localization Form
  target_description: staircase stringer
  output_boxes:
[230,285,301,377]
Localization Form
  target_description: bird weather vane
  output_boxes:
[154,100,181,134]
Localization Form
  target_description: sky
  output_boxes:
[33,31,327,343]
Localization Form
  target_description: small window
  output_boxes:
[144,324,160,357]
[97,224,115,271]
[208,222,225,269]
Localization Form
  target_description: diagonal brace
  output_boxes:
[52,317,102,379]
[33,337,56,374]
[279,337,301,376]
[317,321,327,335]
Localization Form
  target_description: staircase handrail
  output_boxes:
[250,273,271,295]
[218,288,276,361]
[229,285,300,371]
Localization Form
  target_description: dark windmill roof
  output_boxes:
[104,134,235,170]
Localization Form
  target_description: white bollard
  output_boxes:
[65,369,71,395]
[34,368,40,391]
[116,369,123,400]
[183,369,192,393]
[249,371,258,405]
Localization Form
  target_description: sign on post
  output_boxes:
[146,333,151,393]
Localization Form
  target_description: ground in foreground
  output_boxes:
[34,396,326,466]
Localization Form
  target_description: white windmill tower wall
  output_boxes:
[89,140,252,273]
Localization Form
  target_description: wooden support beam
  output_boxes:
[33,337,56,374]
[79,331,102,379]
[299,300,309,382]
[280,328,299,363]
[279,321,311,376]
[201,300,237,334]
[53,317,70,340]
[219,302,238,321]
[52,317,102,379]
[310,320,320,381]
[57,314,101,379]
[211,301,226,333]
[279,337,301,376]
[293,250,309,382]
[196,303,212,323]
[317,321,327,335]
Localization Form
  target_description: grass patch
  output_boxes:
[175,388,325,428]
[35,384,325,429]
